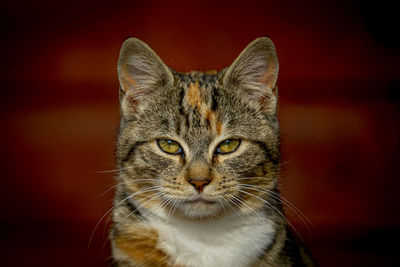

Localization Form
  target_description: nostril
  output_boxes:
[188,179,211,193]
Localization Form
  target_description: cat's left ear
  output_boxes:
[118,38,174,117]
[223,37,279,113]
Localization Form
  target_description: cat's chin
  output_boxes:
[171,198,225,219]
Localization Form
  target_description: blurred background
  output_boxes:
[0,0,399,266]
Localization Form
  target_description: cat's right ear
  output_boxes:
[118,38,174,117]
[223,37,279,114]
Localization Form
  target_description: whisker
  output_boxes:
[229,194,264,221]
[279,159,295,167]
[222,194,265,225]
[93,166,132,173]
[237,189,303,242]
[238,184,314,234]
[222,197,245,221]
[217,198,227,214]
[166,198,178,223]
[226,194,264,225]
[88,186,162,248]
[101,191,164,252]
[222,195,238,215]
[236,177,274,181]
[100,179,161,197]
[159,195,172,210]
[236,178,302,209]
[267,191,315,232]
[158,195,174,217]
[109,192,163,240]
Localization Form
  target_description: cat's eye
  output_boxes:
[216,139,241,154]
[157,139,183,155]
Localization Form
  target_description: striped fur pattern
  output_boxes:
[111,37,314,266]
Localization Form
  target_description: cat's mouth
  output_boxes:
[173,195,223,219]
[184,196,216,205]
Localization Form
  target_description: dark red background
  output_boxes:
[1,0,399,266]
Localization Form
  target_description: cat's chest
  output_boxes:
[152,214,275,267]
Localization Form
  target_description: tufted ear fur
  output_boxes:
[223,37,279,113]
[118,38,174,117]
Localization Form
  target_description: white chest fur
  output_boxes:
[151,213,275,267]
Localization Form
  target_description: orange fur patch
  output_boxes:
[114,226,171,266]
[187,81,202,109]
[205,109,222,135]
[215,121,222,135]
[186,81,202,109]
[205,109,212,121]
[186,82,223,136]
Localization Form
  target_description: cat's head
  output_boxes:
[116,37,280,220]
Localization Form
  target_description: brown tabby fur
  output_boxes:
[111,37,315,266]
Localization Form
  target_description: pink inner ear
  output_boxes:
[120,65,138,93]
[258,63,278,95]
[124,92,139,111]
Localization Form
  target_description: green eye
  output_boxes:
[216,139,241,154]
[157,139,183,155]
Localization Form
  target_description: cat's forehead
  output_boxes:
[171,71,224,140]
[173,71,219,88]
[174,71,222,111]
[178,72,216,106]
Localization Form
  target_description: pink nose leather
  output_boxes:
[188,179,211,193]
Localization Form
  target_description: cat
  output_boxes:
[110,37,315,267]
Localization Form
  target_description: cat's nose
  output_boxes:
[187,162,211,192]
[188,178,211,193]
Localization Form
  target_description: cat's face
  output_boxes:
[116,37,280,220]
